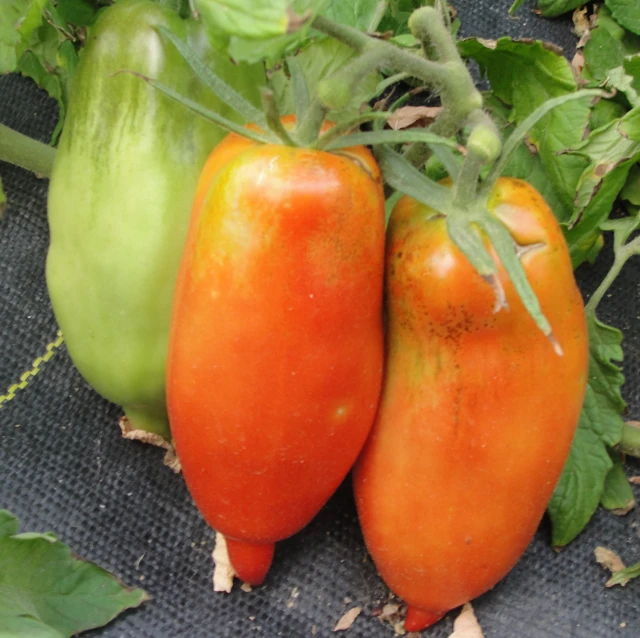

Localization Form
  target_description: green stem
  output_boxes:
[261,89,297,147]
[374,72,410,98]
[620,421,640,459]
[312,15,452,93]
[585,235,640,314]
[313,112,390,150]
[0,124,56,177]
[451,150,483,210]
[409,6,459,63]
[295,98,329,147]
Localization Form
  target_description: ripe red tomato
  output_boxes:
[353,178,588,631]
[167,124,386,585]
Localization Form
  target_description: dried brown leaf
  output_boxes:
[629,476,640,484]
[118,416,181,472]
[523,135,538,156]
[573,7,590,38]
[388,106,442,130]
[595,546,626,574]
[334,607,362,632]
[571,51,588,86]
[379,603,402,620]
[450,603,484,637]
[212,533,236,593]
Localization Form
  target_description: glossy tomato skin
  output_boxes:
[167,132,385,582]
[353,178,588,629]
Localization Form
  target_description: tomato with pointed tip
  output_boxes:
[167,123,386,584]
[353,178,588,631]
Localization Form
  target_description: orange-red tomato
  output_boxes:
[353,178,588,631]
[167,124,386,585]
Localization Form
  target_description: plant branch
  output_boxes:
[586,234,640,314]
[0,124,56,178]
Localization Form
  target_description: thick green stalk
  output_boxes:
[0,124,56,177]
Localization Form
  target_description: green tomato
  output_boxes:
[46,0,264,439]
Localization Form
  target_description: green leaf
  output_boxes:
[459,37,591,222]
[605,0,640,36]
[548,314,626,546]
[564,108,640,265]
[55,0,100,27]
[194,0,291,40]
[0,511,19,538]
[535,0,585,18]
[583,7,640,90]
[583,21,628,83]
[378,0,423,35]
[0,510,149,638]
[322,0,387,32]
[570,107,640,213]
[0,613,66,638]
[201,0,386,65]
[606,562,640,586]
[0,0,28,73]
[600,450,636,512]
[621,163,640,204]
[590,97,628,131]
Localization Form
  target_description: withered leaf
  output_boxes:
[334,607,362,632]
[595,546,626,573]
[212,533,236,593]
[388,106,442,130]
[450,603,484,637]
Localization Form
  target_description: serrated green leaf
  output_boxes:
[459,37,591,222]
[549,313,626,546]
[568,161,638,266]
[600,449,636,512]
[563,109,640,265]
[0,511,149,638]
[605,0,640,36]
[536,0,585,18]
[570,107,640,212]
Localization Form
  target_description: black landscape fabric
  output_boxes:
[1,1,639,637]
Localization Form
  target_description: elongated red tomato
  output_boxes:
[353,178,588,631]
[167,128,385,585]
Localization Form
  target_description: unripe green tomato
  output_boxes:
[46,0,264,438]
